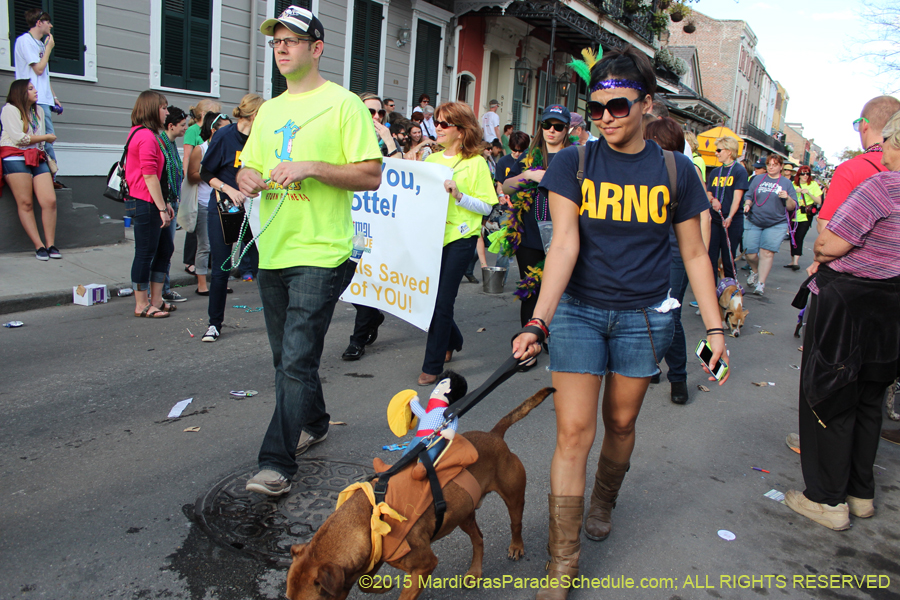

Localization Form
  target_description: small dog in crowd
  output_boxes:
[717,277,748,337]
[285,388,554,600]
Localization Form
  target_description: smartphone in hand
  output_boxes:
[695,339,728,381]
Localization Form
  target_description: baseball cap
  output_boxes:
[569,113,586,129]
[540,104,571,124]
[260,5,325,41]
[489,99,499,107]
[753,158,766,169]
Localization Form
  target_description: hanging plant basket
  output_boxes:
[658,0,672,10]
[669,7,684,22]
[683,20,696,33]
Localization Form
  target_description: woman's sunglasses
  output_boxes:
[435,121,457,129]
[368,108,387,118]
[541,122,567,132]
[586,96,642,120]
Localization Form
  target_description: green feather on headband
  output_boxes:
[568,47,602,85]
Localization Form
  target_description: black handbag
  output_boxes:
[215,189,246,246]
[104,127,144,202]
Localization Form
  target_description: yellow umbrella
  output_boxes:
[696,126,745,167]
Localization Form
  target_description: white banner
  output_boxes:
[340,158,451,331]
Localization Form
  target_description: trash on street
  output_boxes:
[168,398,193,418]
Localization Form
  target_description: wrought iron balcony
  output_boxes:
[588,0,656,44]
[742,122,788,156]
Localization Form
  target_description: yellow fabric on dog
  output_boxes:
[335,482,407,574]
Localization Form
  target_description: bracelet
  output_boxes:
[706,328,725,336]
[159,209,167,213]
[526,318,550,340]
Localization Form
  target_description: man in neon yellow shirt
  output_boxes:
[236,6,382,496]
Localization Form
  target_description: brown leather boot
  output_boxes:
[584,455,629,541]
[535,495,583,600]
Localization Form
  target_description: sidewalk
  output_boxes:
[0,227,197,315]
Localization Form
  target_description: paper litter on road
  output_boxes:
[752,382,775,387]
[760,330,775,335]
[168,398,193,418]
[329,421,347,426]
[477,327,486,332]
[697,385,710,392]
[183,426,201,432]
[764,489,785,504]
[717,529,736,541]
[790,364,800,370]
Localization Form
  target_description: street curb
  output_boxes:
[0,274,200,316]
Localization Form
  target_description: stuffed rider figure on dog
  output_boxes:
[387,370,467,463]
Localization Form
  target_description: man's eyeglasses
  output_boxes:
[586,96,642,120]
[435,121,457,129]
[541,122,567,132]
[369,108,387,118]
[267,36,311,48]
[852,117,869,132]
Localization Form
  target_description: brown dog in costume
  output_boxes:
[285,387,554,600]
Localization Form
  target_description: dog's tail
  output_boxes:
[490,387,554,439]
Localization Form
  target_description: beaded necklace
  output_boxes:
[28,106,39,134]
[156,133,183,201]
[221,180,289,270]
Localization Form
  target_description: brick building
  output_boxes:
[667,9,788,164]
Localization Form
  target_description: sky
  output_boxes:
[691,0,897,162]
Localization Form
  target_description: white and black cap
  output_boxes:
[260,5,324,42]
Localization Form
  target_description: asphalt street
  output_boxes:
[2,234,899,600]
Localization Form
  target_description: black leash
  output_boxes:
[371,352,530,537]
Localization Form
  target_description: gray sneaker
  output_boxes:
[162,290,187,302]
[245,469,291,496]
[295,431,327,457]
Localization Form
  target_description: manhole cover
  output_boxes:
[191,458,373,565]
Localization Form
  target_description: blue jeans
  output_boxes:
[256,260,356,478]
[39,104,57,166]
[548,293,675,377]
[422,236,478,375]
[661,255,690,383]
[206,202,234,328]
[126,199,174,291]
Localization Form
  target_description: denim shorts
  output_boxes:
[742,220,787,254]
[2,158,50,177]
[549,293,675,378]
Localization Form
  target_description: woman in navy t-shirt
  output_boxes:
[512,45,729,600]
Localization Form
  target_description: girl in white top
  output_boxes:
[0,79,58,260]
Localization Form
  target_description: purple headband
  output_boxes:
[589,78,647,94]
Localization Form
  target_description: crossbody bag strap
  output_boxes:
[663,150,678,212]
[861,157,887,174]
[576,144,586,185]
[119,126,146,171]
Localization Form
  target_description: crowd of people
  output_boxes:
[17,2,898,596]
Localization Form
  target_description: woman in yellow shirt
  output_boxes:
[418,102,498,386]
[786,165,822,270]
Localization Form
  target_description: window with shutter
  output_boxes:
[8,0,85,77]
[348,0,382,94]
[160,0,212,92]
[270,0,310,97]
[412,20,440,108]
